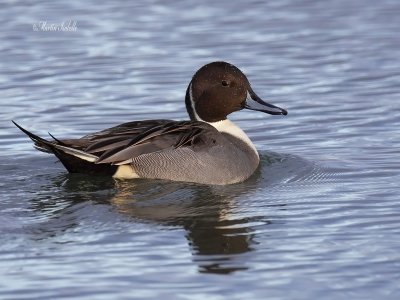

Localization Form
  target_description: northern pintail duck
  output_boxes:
[13,61,287,185]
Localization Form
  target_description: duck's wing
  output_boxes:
[13,120,219,167]
[82,120,219,165]
[59,120,174,152]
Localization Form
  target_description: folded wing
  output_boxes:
[13,120,219,167]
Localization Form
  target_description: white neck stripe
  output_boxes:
[189,83,204,122]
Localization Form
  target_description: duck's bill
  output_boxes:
[244,90,287,115]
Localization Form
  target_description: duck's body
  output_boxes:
[14,62,287,185]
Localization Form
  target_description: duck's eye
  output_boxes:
[221,80,230,87]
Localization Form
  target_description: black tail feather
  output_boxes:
[47,131,68,146]
[12,120,55,152]
[12,120,117,176]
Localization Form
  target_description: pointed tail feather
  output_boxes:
[12,120,55,153]
[12,120,98,162]
[12,121,121,176]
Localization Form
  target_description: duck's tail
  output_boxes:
[13,120,99,162]
[12,120,56,153]
[12,121,118,175]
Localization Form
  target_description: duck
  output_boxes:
[13,61,287,185]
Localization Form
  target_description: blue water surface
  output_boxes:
[1,0,400,299]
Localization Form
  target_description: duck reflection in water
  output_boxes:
[111,178,268,274]
[28,154,291,274]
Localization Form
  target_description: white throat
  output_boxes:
[209,120,259,157]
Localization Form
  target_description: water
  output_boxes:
[1,0,400,299]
